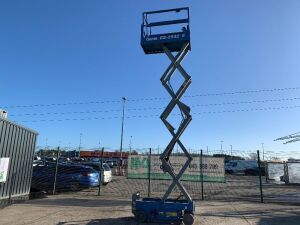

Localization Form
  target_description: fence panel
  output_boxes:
[263,161,300,205]
[28,150,300,206]
[267,162,285,182]
[287,162,300,184]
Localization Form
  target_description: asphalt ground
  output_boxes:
[1,175,299,225]
[0,194,299,225]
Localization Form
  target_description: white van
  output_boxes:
[225,160,257,175]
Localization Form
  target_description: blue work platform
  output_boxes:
[141,7,191,54]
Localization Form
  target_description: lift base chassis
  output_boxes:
[132,193,195,224]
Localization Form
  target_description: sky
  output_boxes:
[1,0,300,159]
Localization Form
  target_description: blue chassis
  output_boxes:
[132,196,195,223]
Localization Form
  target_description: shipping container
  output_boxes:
[0,117,38,207]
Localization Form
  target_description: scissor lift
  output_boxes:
[132,7,194,225]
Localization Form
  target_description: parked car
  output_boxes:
[225,160,258,175]
[31,163,99,192]
[44,157,57,162]
[34,156,41,160]
[79,162,112,184]
[280,174,289,183]
[33,160,44,167]
[105,160,115,168]
[244,166,266,176]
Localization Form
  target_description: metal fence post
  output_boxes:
[98,147,104,196]
[9,173,16,205]
[257,150,264,203]
[284,162,289,184]
[200,149,204,201]
[148,148,151,198]
[265,162,268,183]
[53,146,60,195]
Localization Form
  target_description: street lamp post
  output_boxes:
[129,136,132,155]
[120,97,126,164]
[99,141,101,158]
[220,141,223,154]
[79,133,82,158]
[45,138,48,150]
[261,143,265,161]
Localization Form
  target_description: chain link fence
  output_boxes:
[29,149,300,206]
[263,161,300,204]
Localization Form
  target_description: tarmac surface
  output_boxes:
[0,193,299,225]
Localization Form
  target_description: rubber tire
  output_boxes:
[70,182,80,191]
[135,210,147,223]
[183,213,194,225]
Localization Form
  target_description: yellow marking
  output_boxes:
[166,212,177,217]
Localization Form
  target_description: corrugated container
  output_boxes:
[0,117,38,206]
[0,109,8,119]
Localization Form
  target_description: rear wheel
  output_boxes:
[135,210,147,223]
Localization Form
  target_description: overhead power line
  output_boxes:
[274,131,300,144]
[9,96,300,117]
[184,87,300,98]
[129,86,300,102]
[3,86,300,109]
[274,132,300,141]
[15,104,300,123]
[3,100,121,109]
[10,109,120,117]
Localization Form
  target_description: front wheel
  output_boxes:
[183,213,194,225]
